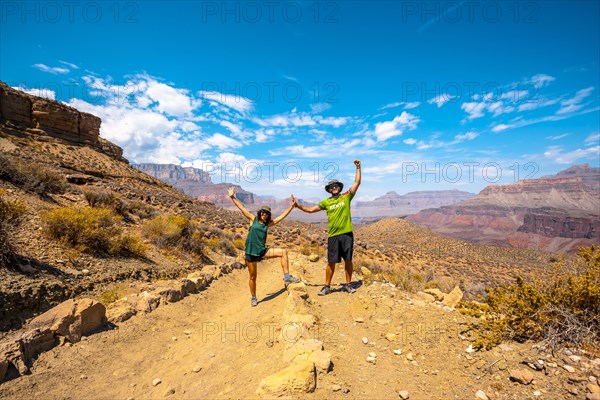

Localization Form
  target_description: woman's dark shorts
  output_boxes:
[327,232,353,263]
[245,248,269,263]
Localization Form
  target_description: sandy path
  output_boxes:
[2,257,296,399]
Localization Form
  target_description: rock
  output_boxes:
[153,378,162,386]
[563,364,577,373]
[360,267,372,276]
[509,369,534,385]
[533,390,541,397]
[331,384,342,392]
[192,366,201,373]
[569,355,582,363]
[588,383,600,395]
[399,390,410,399]
[475,390,489,400]
[385,333,397,342]
[283,339,323,363]
[366,356,376,364]
[393,349,402,355]
[310,350,332,373]
[498,344,514,352]
[354,317,364,323]
[414,292,436,302]
[406,353,414,361]
[28,298,107,343]
[308,254,319,262]
[442,286,463,308]
[369,352,377,358]
[424,288,445,301]
[466,344,475,353]
[362,337,369,344]
[165,386,175,396]
[106,300,137,323]
[256,360,316,395]
[587,393,600,400]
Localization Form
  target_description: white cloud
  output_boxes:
[200,90,253,114]
[13,85,56,100]
[380,101,421,110]
[461,102,487,120]
[33,63,69,74]
[146,80,196,116]
[544,145,600,164]
[207,133,242,150]
[528,74,555,89]
[270,145,327,158]
[585,132,600,146]
[428,94,456,108]
[546,133,569,140]
[310,103,332,113]
[373,111,420,141]
[517,98,559,112]
[403,138,417,145]
[59,60,79,69]
[454,131,478,141]
[557,87,594,114]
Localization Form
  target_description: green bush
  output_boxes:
[466,246,600,351]
[0,153,65,195]
[42,206,145,257]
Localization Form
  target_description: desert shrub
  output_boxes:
[142,214,191,247]
[0,192,26,268]
[467,246,600,351]
[179,230,205,256]
[123,200,157,219]
[218,238,237,256]
[42,206,144,257]
[84,190,118,208]
[99,284,127,304]
[233,238,246,250]
[0,153,65,195]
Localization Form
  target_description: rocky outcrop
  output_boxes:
[132,163,213,186]
[0,81,126,163]
[355,190,474,215]
[408,165,600,253]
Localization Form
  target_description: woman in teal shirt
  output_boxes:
[228,187,300,307]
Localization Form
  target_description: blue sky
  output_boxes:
[1,0,599,201]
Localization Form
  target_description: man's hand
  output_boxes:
[354,159,361,168]
[291,194,297,207]
[228,187,236,198]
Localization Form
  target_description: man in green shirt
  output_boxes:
[296,160,361,295]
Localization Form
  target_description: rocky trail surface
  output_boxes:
[2,252,599,400]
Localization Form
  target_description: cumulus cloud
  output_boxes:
[372,111,420,141]
[13,85,56,100]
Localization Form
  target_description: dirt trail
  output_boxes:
[1,252,592,399]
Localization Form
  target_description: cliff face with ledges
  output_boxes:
[0,81,126,162]
[408,164,600,253]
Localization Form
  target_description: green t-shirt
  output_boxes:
[318,190,355,237]
[245,218,268,256]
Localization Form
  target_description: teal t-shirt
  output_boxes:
[245,218,268,256]
[318,191,355,237]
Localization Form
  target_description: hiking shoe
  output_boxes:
[342,283,356,294]
[284,275,301,286]
[251,297,258,307]
[318,285,331,296]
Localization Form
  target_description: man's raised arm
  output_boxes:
[296,203,322,214]
[349,159,361,194]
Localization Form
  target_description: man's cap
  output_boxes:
[325,180,344,193]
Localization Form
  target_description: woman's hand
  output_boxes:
[291,194,297,207]
[228,186,236,198]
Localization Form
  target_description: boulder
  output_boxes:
[256,360,316,396]
[424,288,445,301]
[28,298,106,343]
[442,286,463,308]
[414,292,436,302]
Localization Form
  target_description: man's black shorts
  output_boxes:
[245,248,268,263]
[327,232,353,263]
